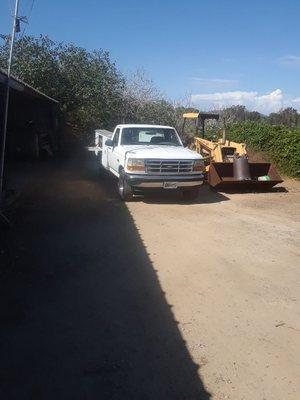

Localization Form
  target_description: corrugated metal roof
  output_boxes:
[0,69,59,104]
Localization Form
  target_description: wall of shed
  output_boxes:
[0,81,60,159]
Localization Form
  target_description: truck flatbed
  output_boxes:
[95,129,113,140]
[88,129,113,155]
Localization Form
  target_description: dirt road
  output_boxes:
[1,151,299,399]
[127,180,300,400]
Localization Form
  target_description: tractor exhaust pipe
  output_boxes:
[233,155,251,181]
[221,118,226,145]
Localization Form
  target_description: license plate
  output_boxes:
[163,182,178,189]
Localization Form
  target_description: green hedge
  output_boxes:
[226,122,300,178]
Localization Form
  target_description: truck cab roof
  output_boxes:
[115,124,175,130]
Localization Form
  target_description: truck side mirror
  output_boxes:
[105,139,114,147]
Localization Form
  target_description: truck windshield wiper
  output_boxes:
[159,142,180,146]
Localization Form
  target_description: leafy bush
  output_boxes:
[226,122,300,177]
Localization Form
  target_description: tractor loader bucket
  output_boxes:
[208,162,283,191]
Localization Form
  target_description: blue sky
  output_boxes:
[1,0,300,113]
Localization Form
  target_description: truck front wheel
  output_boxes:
[118,170,133,201]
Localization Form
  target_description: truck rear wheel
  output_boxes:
[118,170,133,201]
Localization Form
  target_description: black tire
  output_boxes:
[182,187,199,201]
[118,170,133,201]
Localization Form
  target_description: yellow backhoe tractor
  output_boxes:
[182,112,283,190]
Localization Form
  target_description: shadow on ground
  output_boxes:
[139,185,229,205]
[215,185,288,195]
[0,151,210,399]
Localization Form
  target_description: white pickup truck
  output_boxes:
[95,124,204,201]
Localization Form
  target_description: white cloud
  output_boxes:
[278,55,300,68]
[292,97,300,105]
[190,78,238,88]
[191,89,285,114]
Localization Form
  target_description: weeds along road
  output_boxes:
[1,150,299,400]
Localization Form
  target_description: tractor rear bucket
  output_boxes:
[208,162,283,191]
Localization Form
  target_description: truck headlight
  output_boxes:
[127,158,145,172]
[193,160,204,172]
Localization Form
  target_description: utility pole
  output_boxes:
[0,0,20,202]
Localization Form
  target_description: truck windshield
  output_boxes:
[121,127,181,146]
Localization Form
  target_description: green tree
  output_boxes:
[268,107,299,127]
[0,35,125,133]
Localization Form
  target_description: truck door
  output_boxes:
[107,128,121,173]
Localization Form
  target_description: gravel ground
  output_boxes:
[127,179,300,400]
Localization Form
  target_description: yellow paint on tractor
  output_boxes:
[182,112,200,120]
[193,136,247,172]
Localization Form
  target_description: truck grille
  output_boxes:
[145,159,194,174]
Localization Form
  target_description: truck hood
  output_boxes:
[122,145,202,160]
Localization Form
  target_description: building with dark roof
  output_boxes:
[0,70,61,159]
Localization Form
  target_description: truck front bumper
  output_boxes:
[125,173,204,188]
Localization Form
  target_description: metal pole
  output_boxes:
[0,0,20,199]
[200,117,205,138]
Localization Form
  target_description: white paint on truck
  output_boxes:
[95,124,204,200]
